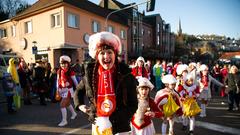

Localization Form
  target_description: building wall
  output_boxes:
[0,7,65,66]
[0,4,128,67]
[63,5,128,62]
[142,23,153,49]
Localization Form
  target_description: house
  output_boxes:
[99,0,175,60]
[0,0,128,68]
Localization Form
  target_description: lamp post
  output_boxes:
[104,0,154,29]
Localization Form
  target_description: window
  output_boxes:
[157,23,160,33]
[51,13,61,28]
[0,29,7,38]
[141,28,144,35]
[133,26,136,35]
[148,30,151,37]
[107,25,114,33]
[157,36,160,45]
[142,43,145,50]
[133,9,138,18]
[25,21,32,34]
[67,12,79,28]
[121,43,124,52]
[133,41,136,52]
[120,30,126,39]
[11,25,16,37]
[92,21,100,33]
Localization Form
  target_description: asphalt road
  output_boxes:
[0,90,240,135]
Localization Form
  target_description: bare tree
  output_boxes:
[0,0,29,18]
[0,1,8,21]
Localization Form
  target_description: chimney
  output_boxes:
[104,0,108,9]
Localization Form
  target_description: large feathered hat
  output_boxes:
[162,74,177,84]
[176,64,188,75]
[88,31,122,59]
[59,55,71,63]
[200,64,208,71]
[136,56,145,64]
[137,77,154,91]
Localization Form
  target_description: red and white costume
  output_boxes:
[183,84,200,98]
[154,74,182,135]
[88,31,124,135]
[198,64,223,117]
[176,83,187,100]
[131,66,148,79]
[131,77,163,135]
[131,57,148,79]
[57,55,78,127]
[155,88,182,116]
[131,98,163,135]
[57,69,78,98]
[182,81,200,133]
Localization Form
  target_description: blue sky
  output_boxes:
[28,0,240,39]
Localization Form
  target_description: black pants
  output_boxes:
[39,92,46,105]
[228,91,240,109]
[6,95,14,111]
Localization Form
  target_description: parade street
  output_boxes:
[0,90,240,135]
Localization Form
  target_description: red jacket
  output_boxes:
[131,66,148,78]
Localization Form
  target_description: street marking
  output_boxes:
[61,124,91,135]
[196,121,240,135]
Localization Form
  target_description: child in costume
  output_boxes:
[130,77,163,135]
[2,72,16,114]
[198,64,224,117]
[57,55,78,126]
[155,74,182,135]
[73,31,138,135]
[181,74,200,135]
[131,56,148,79]
[175,64,189,131]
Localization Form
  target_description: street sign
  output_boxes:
[32,46,38,54]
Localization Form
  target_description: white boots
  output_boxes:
[58,105,77,127]
[68,105,77,120]
[58,108,68,127]
[161,123,167,135]
[161,120,174,135]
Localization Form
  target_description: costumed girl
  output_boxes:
[181,74,201,135]
[130,77,163,135]
[198,64,224,117]
[57,55,78,126]
[131,56,148,79]
[155,74,182,135]
[73,31,138,135]
[175,64,189,131]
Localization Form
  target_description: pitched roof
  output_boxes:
[12,0,128,26]
[13,0,62,20]
[219,51,240,60]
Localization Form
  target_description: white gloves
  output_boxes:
[78,105,90,113]
[95,117,112,134]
